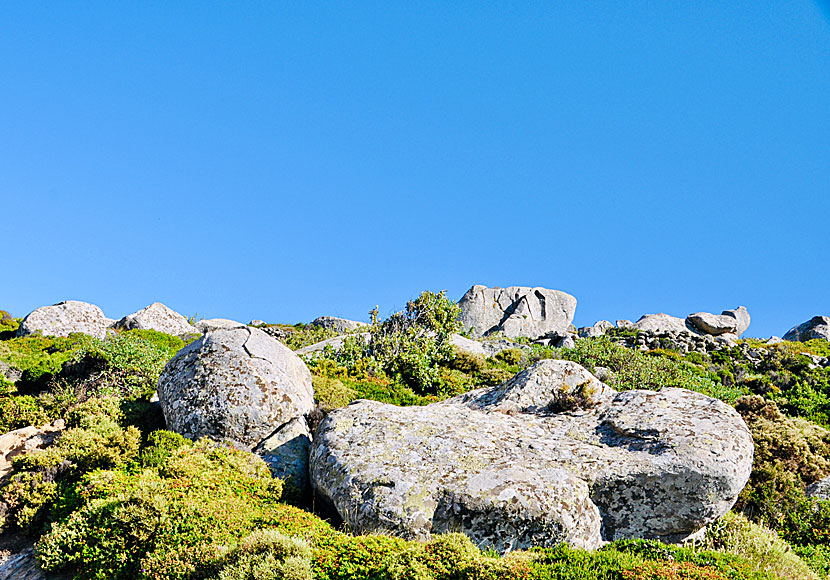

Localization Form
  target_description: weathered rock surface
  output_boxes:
[458,285,577,340]
[449,334,520,357]
[686,307,751,337]
[157,327,314,450]
[0,541,69,580]
[806,477,830,500]
[311,361,752,552]
[578,320,614,338]
[296,333,371,356]
[633,313,695,335]
[194,318,246,333]
[16,301,110,339]
[254,416,312,493]
[784,316,830,342]
[723,307,751,336]
[115,302,197,336]
[310,316,368,333]
[686,312,738,336]
[0,421,64,480]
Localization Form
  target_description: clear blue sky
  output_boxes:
[2,2,828,338]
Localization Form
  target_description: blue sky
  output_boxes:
[1,2,828,338]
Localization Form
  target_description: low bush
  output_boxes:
[37,439,285,580]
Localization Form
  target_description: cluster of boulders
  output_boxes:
[4,287,829,557]
[146,306,755,552]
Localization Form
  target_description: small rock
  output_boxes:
[310,316,368,333]
[194,318,246,333]
[296,333,371,356]
[115,302,197,336]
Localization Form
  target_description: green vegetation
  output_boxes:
[1,296,830,579]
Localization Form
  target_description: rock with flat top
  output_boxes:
[310,316,368,333]
[194,318,246,332]
[311,360,753,553]
[633,313,695,335]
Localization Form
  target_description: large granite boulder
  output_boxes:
[310,316,368,333]
[633,313,694,335]
[686,312,738,336]
[458,285,577,340]
[686,307,751,337]
[784,316,830,342]
[16,301,111,339]
[115,302,197,336]
[157,327,314,450]
[578,320,614,338]
[311,360,753,552]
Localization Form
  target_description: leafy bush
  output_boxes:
[1,396,140,535]
[734,396,830,545]
[561,337,746,402]
[37,439,285,580]
[705,511,820,580]
[208,529,313,580]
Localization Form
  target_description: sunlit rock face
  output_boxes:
[311,360,753,553]
[458,285,577,340]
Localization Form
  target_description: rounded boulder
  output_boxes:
[157,327,314,449]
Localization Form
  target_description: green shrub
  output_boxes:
[561,337,747,402]
[1,396,141,535]
[37,439,285,580]
[705,511,819,580]
[495,348,523,366]
[208,529,313,580]
[450,349,486,375]
[312,376,357,411]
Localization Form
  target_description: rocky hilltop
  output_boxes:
[0,288,828,580]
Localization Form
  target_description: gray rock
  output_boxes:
[722,306,751,336]
[449,334,520,357]
[555,336,576,349]
[16,301,111,339]
[806,477,830,500]
[254,416,312,496]
[767,336,784,345]
[686,312,738,336]
[310,316,368,333]
[311,362,752,552]
[579,320,614,338]
[784,316,830,342]
[249,319,266,327]
[296,333,371,356]
[616,320,634,329]
[194,318,247,332]
[0,361,21,384]
[633,313,696,335]
[115,302,197,336]
[157,327,314,450]
[458,285,577,340]
[0,422,63,480]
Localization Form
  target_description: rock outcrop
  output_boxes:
[115,302,197,336]
[0,421,63,480]
[310,360,753,552]
[310,316,368,333]
[686,307,751,337]
[633,313,693,335]
[784,316,830,342]
[578,320,614,338]
[296,333,371,356]
[16,301,111,339]
[458,285,577,340]
[157,327,314,453]
[194,318,246,332]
